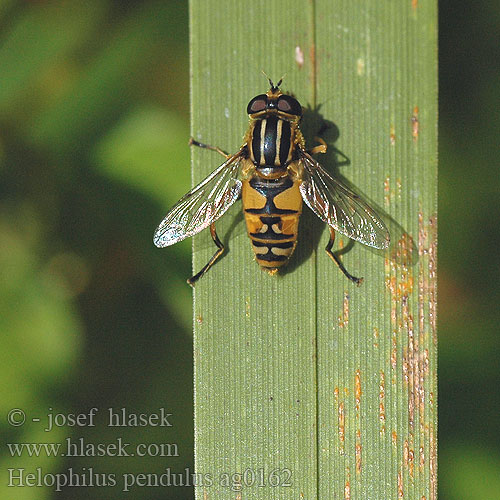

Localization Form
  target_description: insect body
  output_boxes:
[242,90,304,273]
[154,79,390,286]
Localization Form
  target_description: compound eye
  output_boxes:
[277,98,292,112]
[277,95,302,115]
[247,95,267,114]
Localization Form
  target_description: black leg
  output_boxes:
[187,223,225,286]
[325,227,363,285]
[189,138,229,158]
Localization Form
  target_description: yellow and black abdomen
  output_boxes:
[242,174,302,271]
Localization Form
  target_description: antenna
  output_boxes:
[261,70,285,90]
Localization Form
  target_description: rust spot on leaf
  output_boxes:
[384,175,403,206]
[390,232,416,267]
[355,369,362,413]
[430,424,437,500]
[384,176,391,206]
[354,370,362,474]
[402,294,420,432]
[335,386,345,454]
[379,371,386,435]
[391,333,397,373]
[356,58,365,76]
[412,106,419,141]
[338,292,350,327]
[398,468,404,498]
[396,178,402,196]
[338,401,345,453]
[418,213,438,343]
[404,439,416,473]
[390,125,396,145]
[344,468,351,500]
[385,267,414,301]
[355,429,362,475]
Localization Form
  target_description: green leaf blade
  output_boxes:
[190,1,437,499]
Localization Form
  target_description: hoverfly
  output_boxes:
[154,78,390,286]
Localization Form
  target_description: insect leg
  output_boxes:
[187,223,225,286]
[325,227,364,286]
[308,137,327,155]
[189,138,230,159]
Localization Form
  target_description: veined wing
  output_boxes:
[298,149,390,249]
[154,150,245,247]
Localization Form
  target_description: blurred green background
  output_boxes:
[0,1,497,499]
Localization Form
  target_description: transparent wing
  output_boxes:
[299,149,390,249]
[153,151,245,247]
